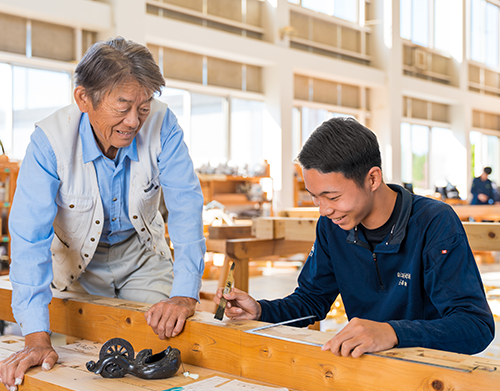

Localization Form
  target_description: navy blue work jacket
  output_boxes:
[259,184,494,354]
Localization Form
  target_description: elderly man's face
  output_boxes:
[75,80,152,159]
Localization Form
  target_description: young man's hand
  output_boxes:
[0,331,58,390]
[322,318,398,358]
[213,287,261,320]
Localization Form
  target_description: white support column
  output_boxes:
[263,61,294,211]
[369,0,403,184]
[262,0,290,46]
[99,0,146,43]
[260,0,294,210]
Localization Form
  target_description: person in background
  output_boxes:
[215,117,494,359]
[0,37,206,390]
[471,166,500,205]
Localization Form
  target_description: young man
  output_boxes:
[471,166,499,205]
[216,117,494,358]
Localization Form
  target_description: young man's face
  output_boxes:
[303,168,375,231]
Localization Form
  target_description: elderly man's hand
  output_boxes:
[144,296,197,339]
[0,332,58,390]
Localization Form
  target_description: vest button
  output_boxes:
[78,265,82,269]
[161,251,165,256]
[95,220,100,225]
[133,215,138,219]
[84,254,89,257]
[147,238,151,241]
[141,228,145,232]
[112,197,117,202]
[70,275,74,280]
[90,238,95,242]
[69,204,75,208]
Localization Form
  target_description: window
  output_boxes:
[230,98,264,168]
[400,0,429,47]
[401,123,466,197]
[400,0,456,52]
[470,131,500,183]
[190,93,228,168]
[158,87,266,171]
[0,64,72,160]
[293,106,356,157]
[471,0,500,68]
[401,123,429,190]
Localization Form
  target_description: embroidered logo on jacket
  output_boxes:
[397,272,411,286]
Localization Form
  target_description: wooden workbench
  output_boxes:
[0,335,290,391]
[0,279,499,390]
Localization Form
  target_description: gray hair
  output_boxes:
[74,37,165,108]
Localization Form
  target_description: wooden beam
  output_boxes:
[253,217,316,242]
[0,280,499,390]
[452,205,500,221]
[462,222,500,251]
[278,207,320,218]
[208,225,253,239]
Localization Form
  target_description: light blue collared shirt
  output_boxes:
[9,107,206,336]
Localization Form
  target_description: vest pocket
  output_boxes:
[139,176,161,223]
[54,192,94,235]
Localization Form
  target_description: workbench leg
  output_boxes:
[233,258,249,293]
[217,255,233,289]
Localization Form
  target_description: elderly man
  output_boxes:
[0,37,205,389]
[216,117,494,358]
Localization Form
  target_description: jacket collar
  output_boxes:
[346,184,413,253]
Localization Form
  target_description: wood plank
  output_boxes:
[462,222,500,251]
[1,281,499,390]
[452,205,500,221]
[253,217,317,242]
[225,239,312,260]
[253,217,316,242]
[208,225,253,239]
[252,218,275,239]
[278,207,320,218]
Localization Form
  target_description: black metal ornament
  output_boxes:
[86,337,181,379]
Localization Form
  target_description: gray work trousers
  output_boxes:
[68,232,174,304]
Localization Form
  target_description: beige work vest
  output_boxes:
[36,99,171,290]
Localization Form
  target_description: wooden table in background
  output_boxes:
[452,204,500,222]
[206,224,312,293]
